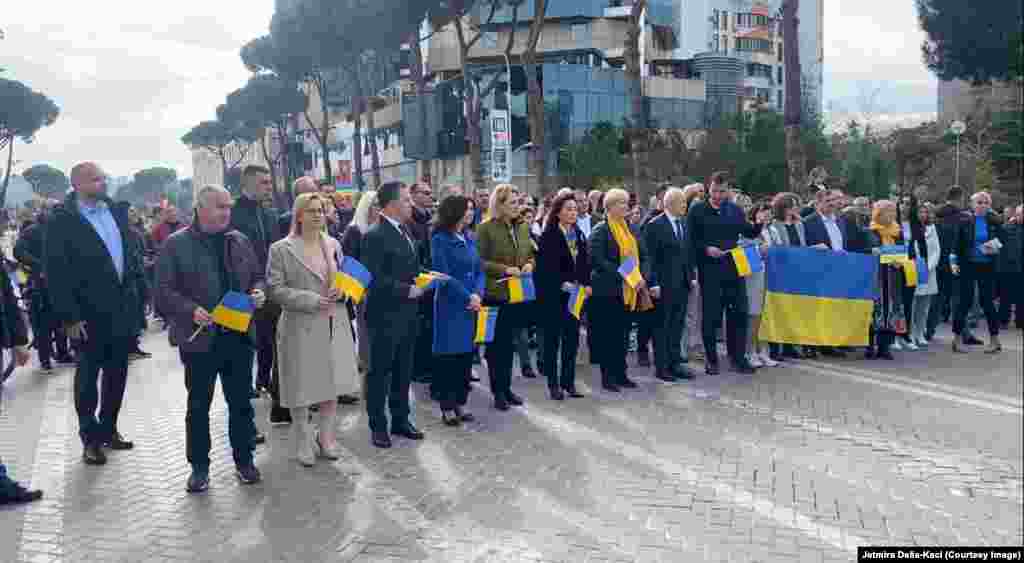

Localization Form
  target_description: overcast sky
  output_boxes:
[2,0,936,179]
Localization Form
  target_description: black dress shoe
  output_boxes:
[864,348,877,360]
[506,392,524,406]
[186,470,210,493]
[456,409,475,422]
[820,347,845,358]
[55,354,76,365]
[672,366,696,380]
[521,367,538,379]
[601,383,621,392]
[252,430,266,445]
[441,411,462,426]
[83,445,107,465]
[654,370,676,382]
[877,351,895,360]
[563,387,585,398]
[705,363,720,376]
[963,335,984,346]
[0,481,43,505]
[549,387,565,400]
[104,433,134,450]
[337,394,360,405]
[494,397,511,411]
[235,464,262,485]
[391,423,425,440]
[371,431,392,448]
[269,406,293,426]
[619,378,638,389]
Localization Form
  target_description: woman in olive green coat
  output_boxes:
[476,183,536,411]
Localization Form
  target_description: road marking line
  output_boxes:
[799,359,1023,408]
[16,375,70,561]
[788,361,1022,416]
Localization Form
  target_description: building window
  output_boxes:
[777,89,783,109]
[736,37,772,53]
[777,43,783,62]
[777,66,783,83]
[722,11,728,30]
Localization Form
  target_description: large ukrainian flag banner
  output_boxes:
[759,247,878,347]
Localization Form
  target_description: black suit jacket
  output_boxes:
[44,192,144,343]
[643,213,693,300]
[803,212,849,250]
[588,221,651,299]
[363,218,421,321]
[536,223,591,312]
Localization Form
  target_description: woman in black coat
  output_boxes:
[535,193,591,400]
[951,191,1005,353]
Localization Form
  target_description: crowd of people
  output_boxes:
[0,162,1020,502]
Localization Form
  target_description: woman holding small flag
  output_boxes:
[536,192,591,400]
[267,193,359,467]
[476,184,535,411]
[588,188,652,392]
[430,195,485,425]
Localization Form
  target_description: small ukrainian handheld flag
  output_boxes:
[14,269,28,285]
[567,284,587,320]
[415,272,443,291]
[211,291,256,333]
[730,244,764,277]
[878,245,908,265]
[336,256,372,304]
[617,256,643,288]
[474,307,498,344]
[507,273,536,304]
[903,257,919,287]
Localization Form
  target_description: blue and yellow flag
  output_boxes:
[915,256,928,286]
[415,272,443,291]
[507,274,536,304]
[474,307,498,344]
[211,291,256,333]
[617,257,643,288]
[335,256,372,304]
[567,284,587,320]
[903,257,919,287]
[759,247,878,347]
[14,269,28,285]
[878,245,908,265]
[730,245,764,277]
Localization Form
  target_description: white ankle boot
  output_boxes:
[316,412,341,460]
[291,408,315,467]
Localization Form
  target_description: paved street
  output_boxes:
[1,327,1021,563]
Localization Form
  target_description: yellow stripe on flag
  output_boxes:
[508,277,524,303]
[731,247,752,277]
[902,258,918,287]
[759,292,873,347]
[335,272,366,303]
[211,306,253,333]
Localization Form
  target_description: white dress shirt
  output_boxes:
[576,214,592,239]
[822,214,844,251]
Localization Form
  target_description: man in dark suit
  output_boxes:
[802,188,851,357]
[685,172,761,375]
[362,182,431,448]
[45,162,145,465]
[644,187,697,381]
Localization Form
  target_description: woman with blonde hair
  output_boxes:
[588,188,651,391]
[476,183,535,410]
[267,193,359,466]
[866,199,906,360]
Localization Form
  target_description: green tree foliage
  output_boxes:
[0,77,60,207]
[839,122,894,199]
[733,110,787,197]
[132,167,178,203]
[557,122,625,188]
[22,164,68,198]
[181,116,260,193]
[917,0,1023,83]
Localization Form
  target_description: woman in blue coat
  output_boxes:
[431,195,485,426]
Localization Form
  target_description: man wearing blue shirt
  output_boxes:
[45,162,144,466]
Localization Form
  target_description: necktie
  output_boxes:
[672,219,681,241]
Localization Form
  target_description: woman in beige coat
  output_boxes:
[267,193,358,467]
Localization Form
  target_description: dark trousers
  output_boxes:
[483,300,528,400]
[998,271,1023,327]
[180,335,255,470]
[541,300,581,391]
[433,353,472,411]
[699,271,748,365]
[30,292,68,366]
[954,262,1000,336]
[870,327,894,354]
[366,308,418,433]
[74,334,130,446]
[901,285,916,341]
[590,296,630,385]
[654,291,688,372]
[413,297,435,381]
[253,309,280,402]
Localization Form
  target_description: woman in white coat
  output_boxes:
[907,203,941,348]
[267,193,359,467]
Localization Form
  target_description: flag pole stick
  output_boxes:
[187,324,207,343]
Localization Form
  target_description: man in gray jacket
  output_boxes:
[156,185,267,493]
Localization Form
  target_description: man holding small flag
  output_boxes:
[156,184,266,493]
[685,172,762,375]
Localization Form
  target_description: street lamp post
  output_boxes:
[513,141,533,194]
[950,119,966,190]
